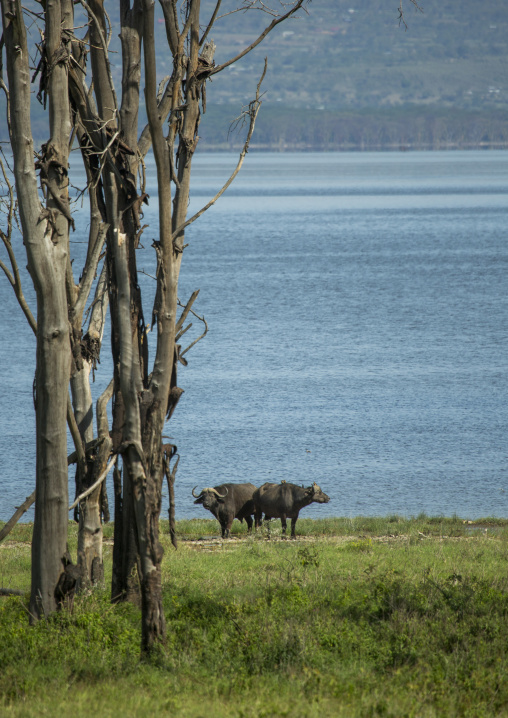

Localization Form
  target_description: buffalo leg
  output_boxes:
[291,515,298,538]
[224,517,234,538]
[281,516,287,535]
[245,515,253,533]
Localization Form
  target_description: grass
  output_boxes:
[1,517,508,717]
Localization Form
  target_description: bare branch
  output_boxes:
[137,75,176,159]
[0,491,36,543]
[69,453,118,511]
[0,449,107,546]
[211,0,306,75]
[67,393,87,474]
[0,153,37,334]
[180,309,208,358]
[0,77,10,137]
[74,221,109,320]
[163,445,179,549]
[103,5,114,47]
[175,289,200,333]
[171,59,267,240]
[179,3,195,52]
[77,0,119,120]
[175,321,191,343]
[398,0,424,30]
[159,0,180,55]
[96,378,114,438]
[200,0,222,47]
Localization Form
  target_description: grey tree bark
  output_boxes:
[1,0,73,619]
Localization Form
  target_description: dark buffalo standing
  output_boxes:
[192,483,259,538]
[253,481,330,537]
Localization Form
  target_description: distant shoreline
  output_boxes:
[197,142,508,153]
[3,142,508,154]
[3,104,507,154]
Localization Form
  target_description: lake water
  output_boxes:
[1,151,507,523]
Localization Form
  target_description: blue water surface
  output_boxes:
[1,151,507,522]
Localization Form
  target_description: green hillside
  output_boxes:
[192,0,507,112]
[190,0,508,149]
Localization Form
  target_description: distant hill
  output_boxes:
[192,0,508,149]
[1,0,507,150]
[193,0,507,113]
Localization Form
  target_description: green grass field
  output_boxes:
[1,516,508,717]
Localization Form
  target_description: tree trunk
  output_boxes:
[74,374,112,590]
[31,0,74,619]
[1,0,73,619]
[70,256,110,588]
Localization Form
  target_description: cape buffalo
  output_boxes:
[192,483,259,538]
[252,481,330,537]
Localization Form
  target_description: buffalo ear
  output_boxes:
[305,486,313,496]
[194,497,204,504]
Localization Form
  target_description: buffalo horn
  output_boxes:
[191,486,203,498]
[210,487,228,498]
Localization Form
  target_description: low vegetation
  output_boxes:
[1,516,508,717]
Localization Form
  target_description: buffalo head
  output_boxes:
[192,485,228,511]
[306,482,330,504]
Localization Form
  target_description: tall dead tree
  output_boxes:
[88,0,309,651]
[117,0,308,652]
[1,0,309,651]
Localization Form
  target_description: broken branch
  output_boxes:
[69,453,118,511]
[0,491,36,543]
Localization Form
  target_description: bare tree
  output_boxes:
[90,0,309,651]
[1,0,309,651]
